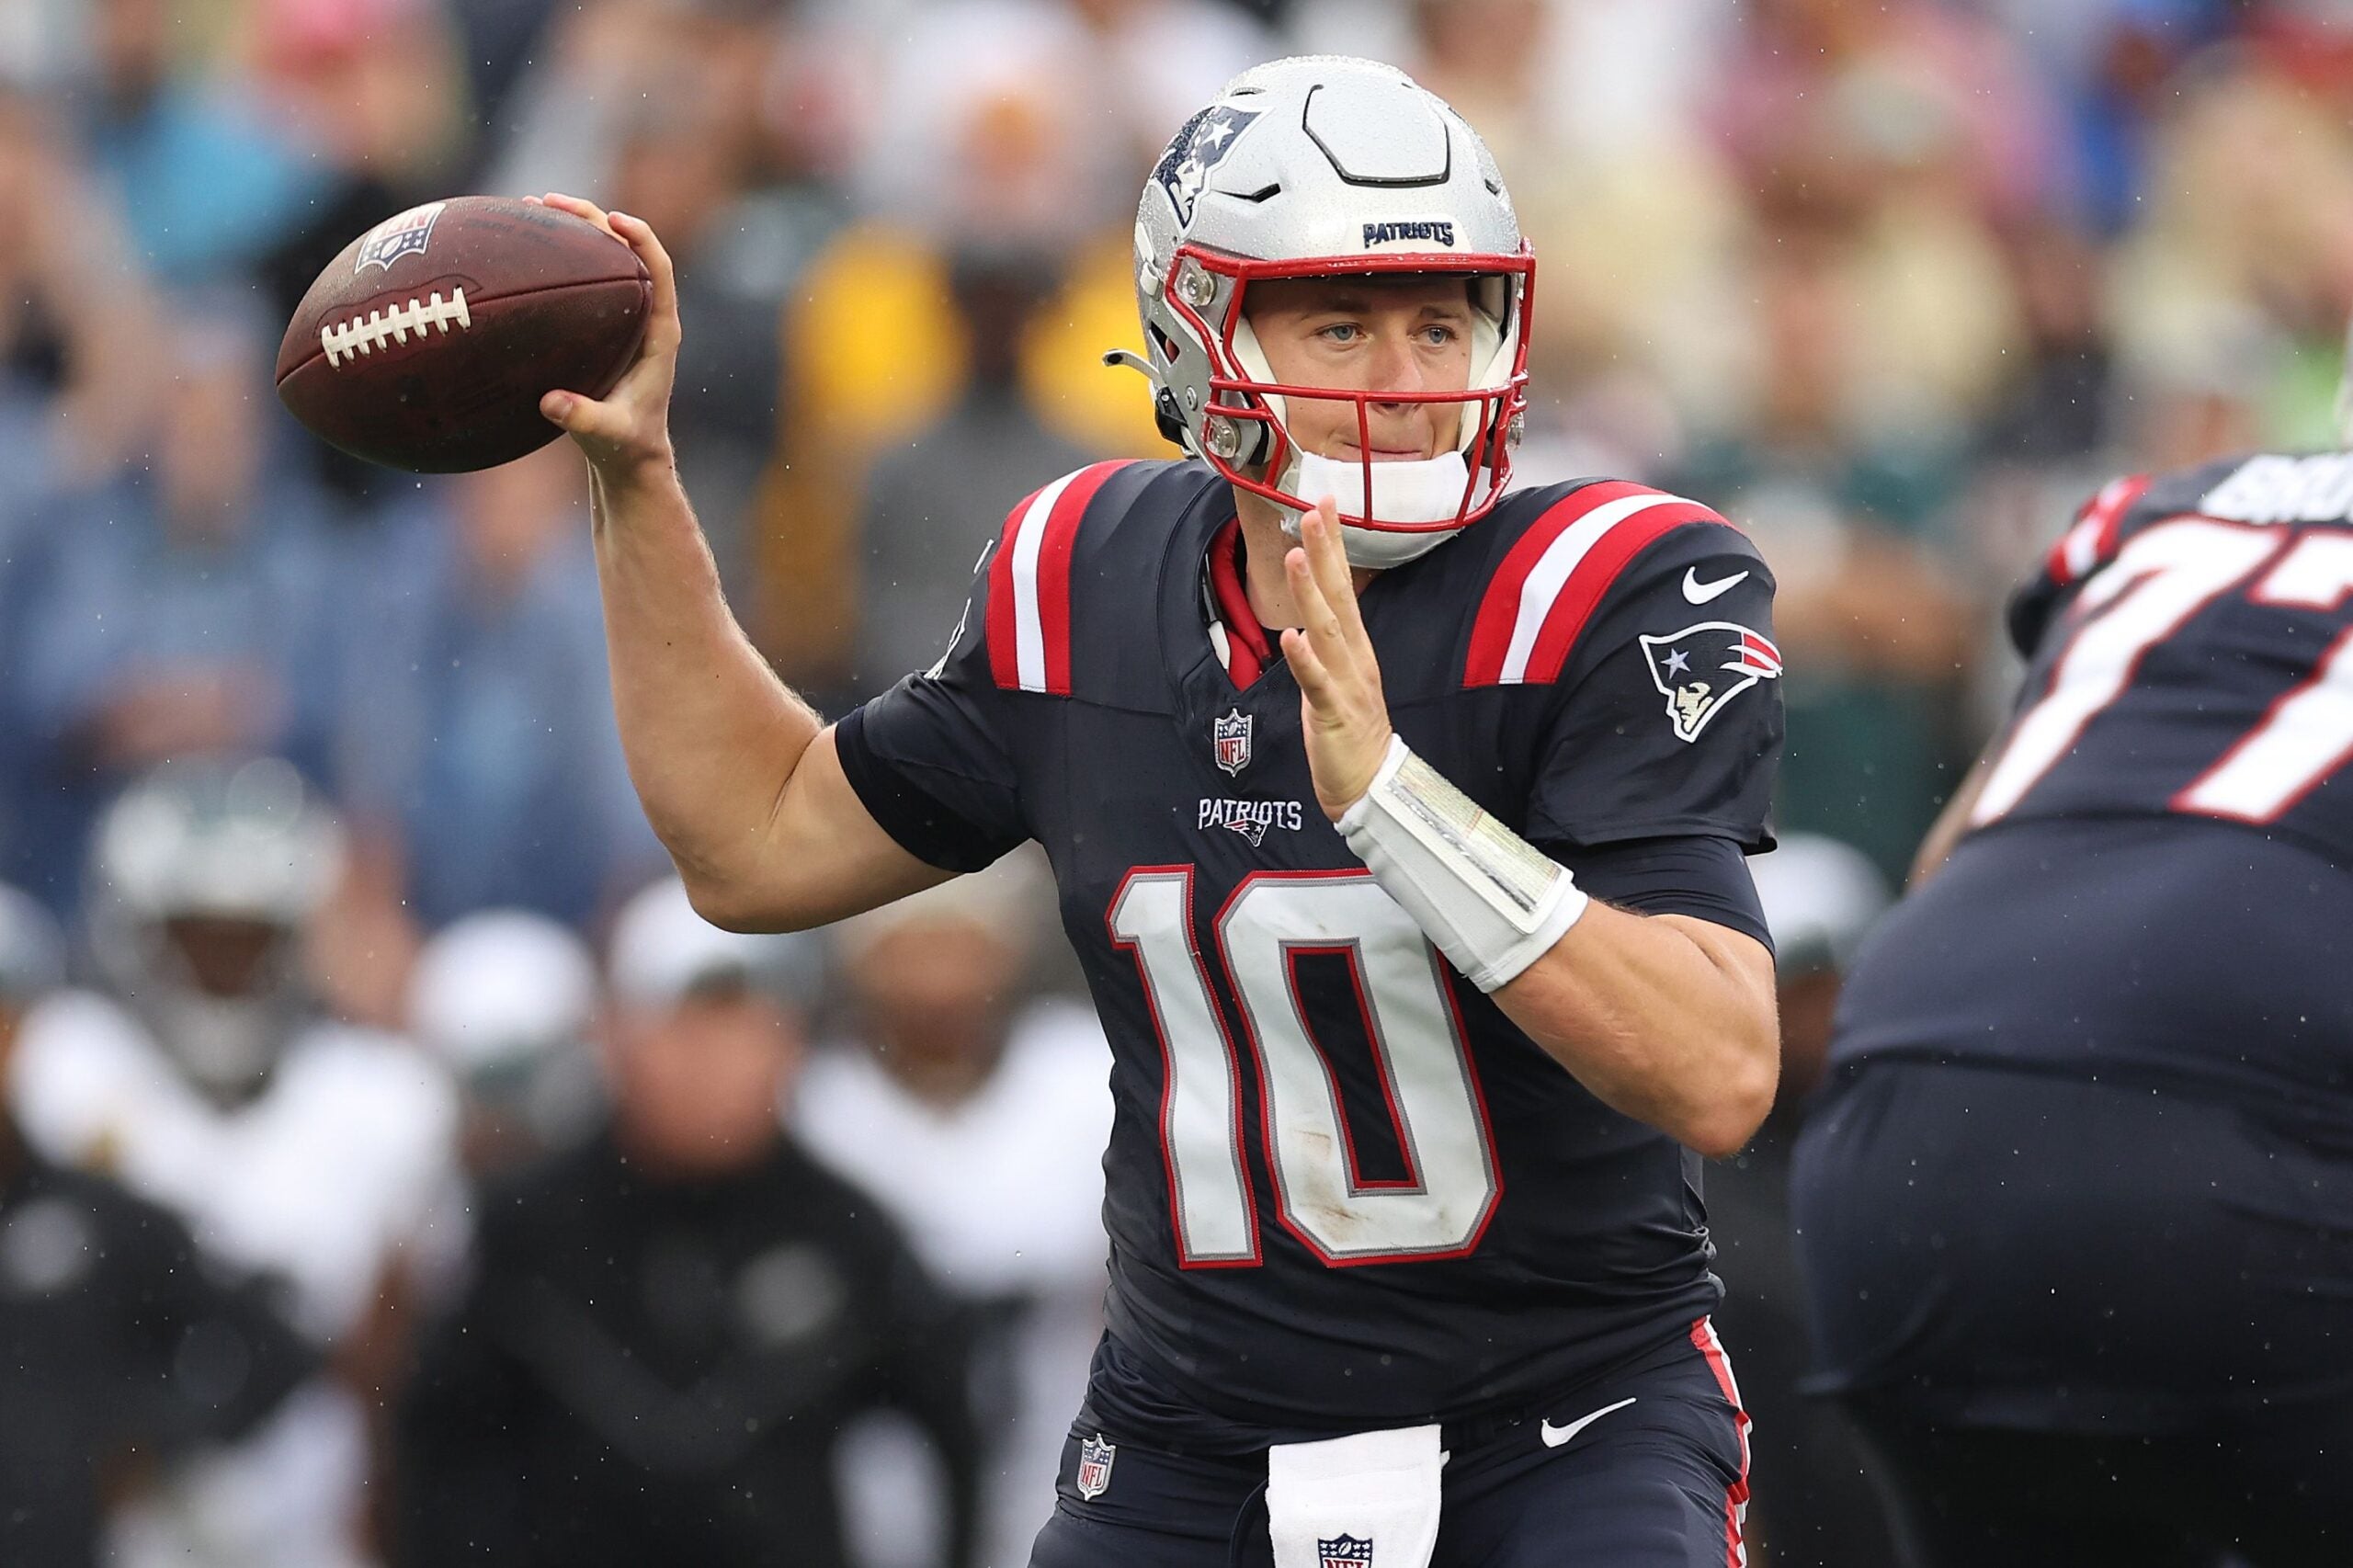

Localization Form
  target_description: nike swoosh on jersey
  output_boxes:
[1540,1394,1638,1449]
[1682,568,1749,604]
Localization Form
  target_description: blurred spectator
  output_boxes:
[396,877,981,1568]
[332,441,665,950]
[2109,48,2353,466]
[1715,0,2062,232]
[1706,833,1893,1568]
[404,909,605,1302]
[762,4,1173,687]
[1670,222,1982,882]
[491,0,839,608]
[607,83,820,611]
[70,0,333,285]
[407,908,604,1175]
[6,758,460,1568]
[0,87,162,483]
[7,312,343,915]
[849,0,1267,232]
[1976,218,2120,465]
[796,854,1110,1568]
[847,245,1097,695]
[0,881,318,1568]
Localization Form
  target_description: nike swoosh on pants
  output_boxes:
[1540,1395,1638,1449]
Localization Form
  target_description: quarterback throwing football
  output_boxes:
[544,55,1783,1568]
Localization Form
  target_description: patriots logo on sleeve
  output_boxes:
[1639,622,1782,743]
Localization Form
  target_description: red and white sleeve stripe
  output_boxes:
[2045,473,2153,588]
[1465,482,1730,687]
[984,460,1134,694]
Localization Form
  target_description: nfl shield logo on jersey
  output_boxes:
[1076,1434,1117,1500]
[1213,708,1253,777]
[1639,622,1782,744]
[354,201,447,273]
[1318,1535,1375,1568]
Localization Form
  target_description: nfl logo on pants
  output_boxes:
[1076,1434,1116,1500]
[1319,1535,1374,1568]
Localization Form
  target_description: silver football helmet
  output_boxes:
[86,757,345,1099]
[1114,55,1533,568]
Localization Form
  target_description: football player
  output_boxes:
[7,758,459,1568]
[540,55,1782,1567]
[1791,444,2353,1563]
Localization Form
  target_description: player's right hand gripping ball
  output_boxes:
[275,195,651,473]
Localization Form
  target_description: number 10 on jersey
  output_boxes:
[1108,869,1503,1267]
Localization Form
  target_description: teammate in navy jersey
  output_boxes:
[1792,451,2353,1566]
[535,55,1781,1568]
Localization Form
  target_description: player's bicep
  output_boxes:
[703,726,956,931]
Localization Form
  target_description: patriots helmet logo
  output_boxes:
[1318,1536,1376,1568]
[1639,622,1782,743]
[1153,104,1262,228]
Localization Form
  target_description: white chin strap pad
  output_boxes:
[1281,449,1476,569]
[1266,1425,1445,1568]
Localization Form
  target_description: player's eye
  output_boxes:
[1318,322,1364,345]
[1420,324,1461,347]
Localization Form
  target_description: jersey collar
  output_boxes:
[1202,517,1274,688]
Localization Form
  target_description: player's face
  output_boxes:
[1244,275,1476,462]
[608,991,801,1176]
[163,915,280,998]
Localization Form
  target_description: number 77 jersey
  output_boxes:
[834,460,1781,1445]
[1975,451,2353,841]
[1824,449,2353,1149]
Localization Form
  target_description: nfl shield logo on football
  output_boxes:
[354,201,448,274]
[1213,708,1253,777]
[1318,1534,1375,1568]
[1075,1433,1117,1500]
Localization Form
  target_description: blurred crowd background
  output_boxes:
[2,0,2350,1564]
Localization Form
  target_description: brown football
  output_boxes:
[275,195,651,473]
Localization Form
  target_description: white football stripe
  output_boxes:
[1006,469,1081,692]
[1501,493,1697,683]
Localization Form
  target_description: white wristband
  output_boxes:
[1336,735,1588,992]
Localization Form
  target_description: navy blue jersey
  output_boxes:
[1828,452,2353,1146]
[835,459,1781,1440]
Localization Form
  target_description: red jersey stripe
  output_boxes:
[2046,473,2153,588]
[1690,1317,1752,1568]
[985,460,1136,693]
[986,482,1049,690]
[1034,460,1132,694]
[1518,501,1722,686]
[1465,481,1654,686]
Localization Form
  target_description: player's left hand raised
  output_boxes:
[1283,497,1394,822]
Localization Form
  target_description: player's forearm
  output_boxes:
[589,459,821,906]
[1494,909,1779,1158]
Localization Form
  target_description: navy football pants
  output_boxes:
[1794,1061,2353,1567]
[1027,1323,1749,1568]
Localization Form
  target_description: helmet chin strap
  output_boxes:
[1289,442,1468,527]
